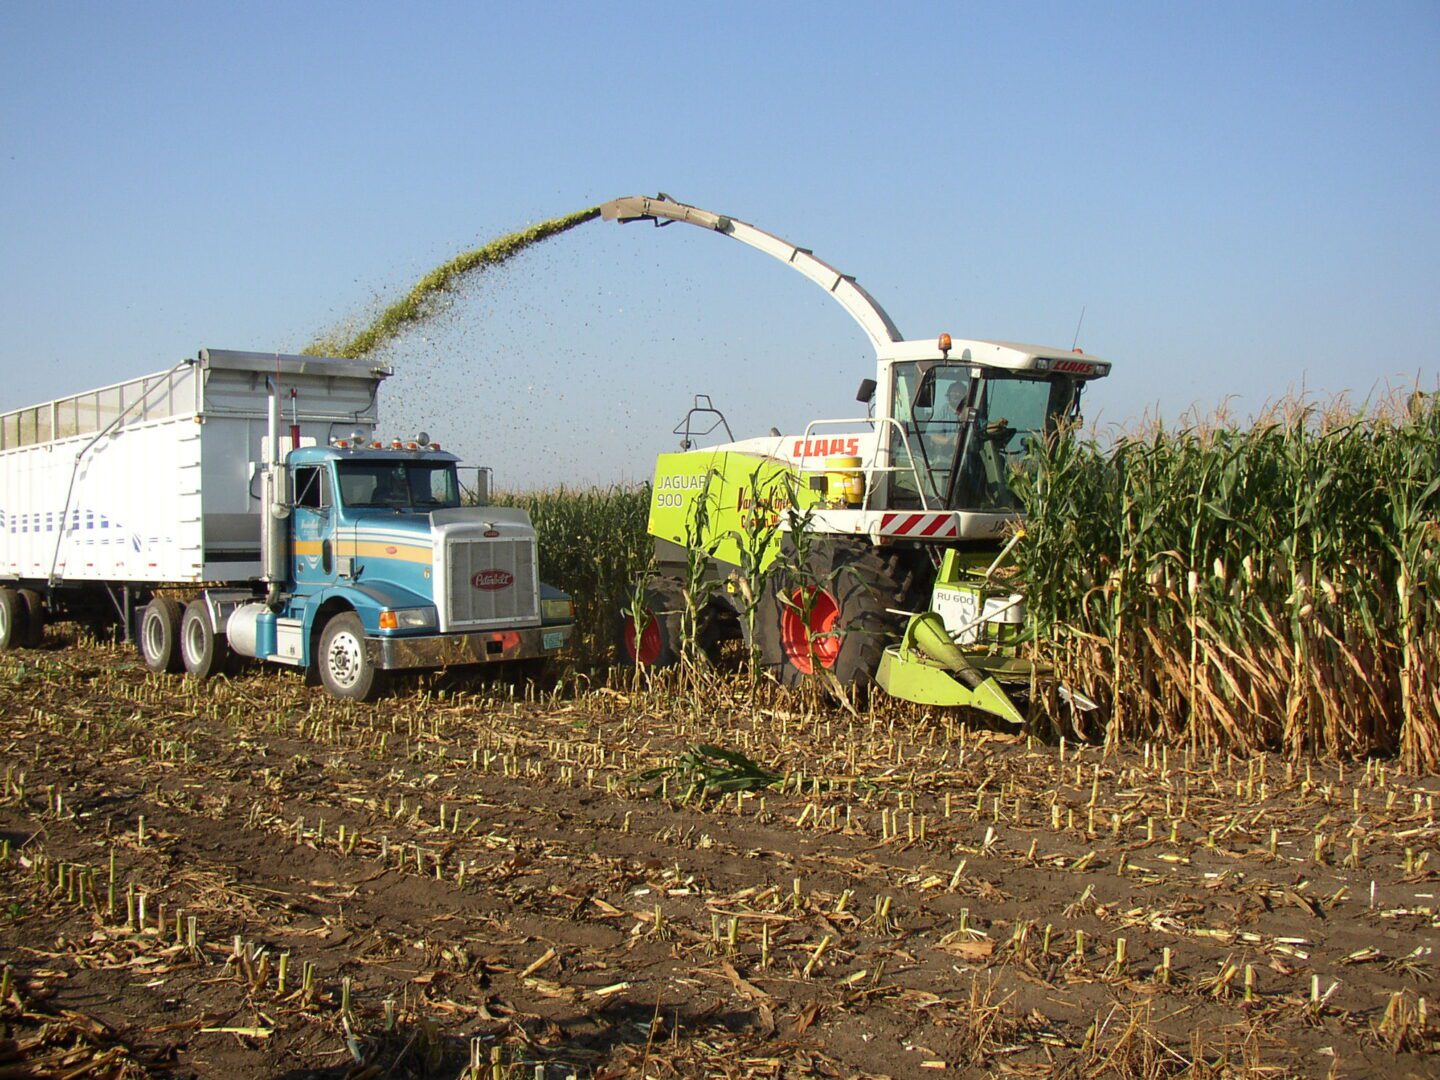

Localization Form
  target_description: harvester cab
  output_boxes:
[602,195,1113,722]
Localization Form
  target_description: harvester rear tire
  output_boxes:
[317,612,384,702]
[140,597,184,674]
[181,600,230,680]
[754,539,904,691]
[617,577,723,670]
[16,589,46,648]
[618,578,684,669]
[0,588,24,651]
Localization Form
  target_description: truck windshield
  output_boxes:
[889,364,1079,511]
[335,461,462,510]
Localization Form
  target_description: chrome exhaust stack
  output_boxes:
[261,376,291,608]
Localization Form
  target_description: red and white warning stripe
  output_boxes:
[878,512,960,538]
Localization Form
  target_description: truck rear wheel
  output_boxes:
[140,597,184,674]
[0,588,24,651]
[16,589,46,648]
[181,600,230,679]
[317,612,384,701]
[754,540,902,690]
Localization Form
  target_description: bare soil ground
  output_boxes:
[1,634,1437,1079]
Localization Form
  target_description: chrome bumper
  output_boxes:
[366,623,573,670]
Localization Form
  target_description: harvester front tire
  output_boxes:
[16,589,46,648]
[0,588,24,651]
[181,600,230,680]
[754,540,902,691]
[317,612,384,702]
[140,597,185,674]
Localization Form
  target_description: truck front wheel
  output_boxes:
[140,597,184,674]
[317,612,384,701]
[181,600,230,679]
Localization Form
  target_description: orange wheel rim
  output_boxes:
[780,587,840,674]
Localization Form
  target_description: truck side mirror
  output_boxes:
[855,378,876,404]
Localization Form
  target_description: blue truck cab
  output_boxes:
[221,439,574,699]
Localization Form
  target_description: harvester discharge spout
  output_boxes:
[600,194,903,352]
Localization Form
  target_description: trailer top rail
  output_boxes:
[0,350,389,452]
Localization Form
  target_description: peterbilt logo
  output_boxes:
[471,569,514,591]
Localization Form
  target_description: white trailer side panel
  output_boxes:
[1,350,386,587]
[0,417,206,582]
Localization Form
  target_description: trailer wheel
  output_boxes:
[0,588,24,652]
[16,589,46,648]
[317,612,383,701]
[181,600,230,679]
[139,597,185,674]
[754,539,902,690]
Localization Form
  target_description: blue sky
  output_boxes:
[2,2,1437,485]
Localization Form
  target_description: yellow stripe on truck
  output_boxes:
[346,540,432,564]
[293,539,431,563]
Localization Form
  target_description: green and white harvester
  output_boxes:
[604,195,1112,723]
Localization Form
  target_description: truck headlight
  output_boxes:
[378,607,437,630]
[542,598,574,622]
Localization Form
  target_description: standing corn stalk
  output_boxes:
[1016,390,1440,769]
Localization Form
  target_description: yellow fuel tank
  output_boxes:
[825,455,865,508]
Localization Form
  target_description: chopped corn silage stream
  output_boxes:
[304,205,600,360]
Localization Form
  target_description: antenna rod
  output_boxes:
[1070,305,1087,351]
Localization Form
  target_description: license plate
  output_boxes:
[543,630,566,650]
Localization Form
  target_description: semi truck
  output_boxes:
[0,349,574,699]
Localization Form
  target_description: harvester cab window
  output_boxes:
[890,364,1081,512]
[336,461,462,511]
[945,374,1081,512]
[889,362,974,507]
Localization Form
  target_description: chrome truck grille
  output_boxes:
[441,536,541,630]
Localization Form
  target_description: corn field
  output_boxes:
[1014,392,1440,770]
[2,409,1438,1076]
[493,484,652,662]
[506,393,1440,772]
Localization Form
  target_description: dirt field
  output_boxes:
[1,635,1437,1079]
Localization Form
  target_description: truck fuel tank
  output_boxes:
[226,601,271,659]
